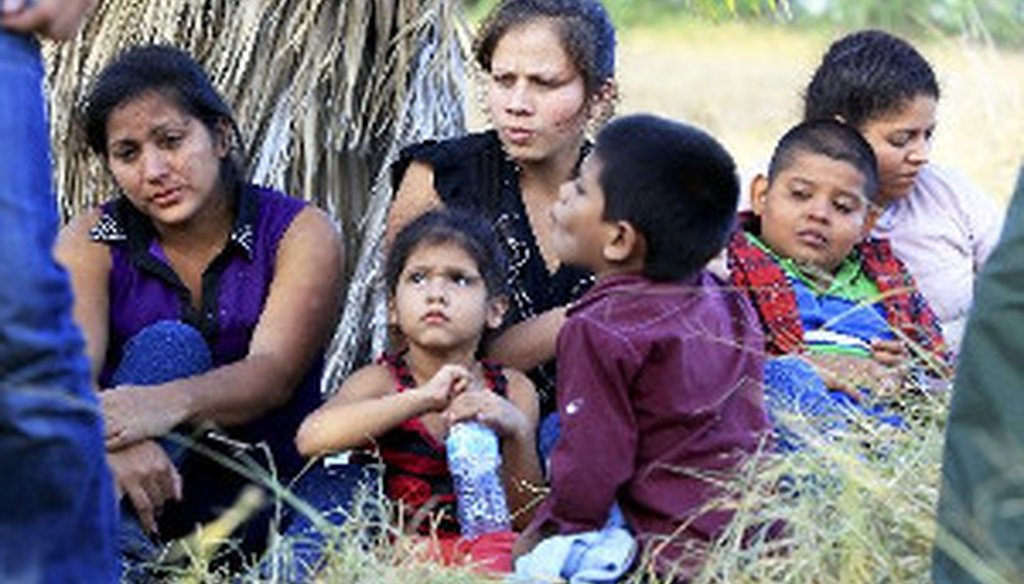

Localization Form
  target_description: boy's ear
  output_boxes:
[486,296,508,330]
[750,174,770,216]
[602,220,642,264]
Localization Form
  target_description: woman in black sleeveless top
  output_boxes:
[388,0,617,416]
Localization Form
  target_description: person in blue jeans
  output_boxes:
[0,1,118,582]
[725,120,949,447]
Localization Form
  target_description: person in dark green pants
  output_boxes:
[933,164,1024,583]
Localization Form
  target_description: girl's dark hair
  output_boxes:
[83,44,244,193]
[385,209,509,300]
[474,0,616,96]
[803,29,940,129]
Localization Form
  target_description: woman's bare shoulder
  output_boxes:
[56,207,111,265]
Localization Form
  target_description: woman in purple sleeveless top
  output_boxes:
[55,45,342,566]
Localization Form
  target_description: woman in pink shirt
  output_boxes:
[803,29,1004,354]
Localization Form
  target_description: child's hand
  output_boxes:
[420,364,474,411]
[804,353,905,400]
[870,339,907,368]
[446,389,529,440]
[512,523,544,559]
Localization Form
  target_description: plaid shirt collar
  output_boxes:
[727,212,949,365]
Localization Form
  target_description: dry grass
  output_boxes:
[160,380,960,583]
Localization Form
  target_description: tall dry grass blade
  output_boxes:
[162,485,266,569]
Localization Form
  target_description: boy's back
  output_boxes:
[536,270,768,573]
[516,113,767,581]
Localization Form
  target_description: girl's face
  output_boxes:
[390,241,505,356]
[857,94,937,205]
[105,91,228,229]
[485,18,592,165]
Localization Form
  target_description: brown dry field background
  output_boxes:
[468,23,1024,206]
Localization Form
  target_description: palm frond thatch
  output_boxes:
[44,0,470,394]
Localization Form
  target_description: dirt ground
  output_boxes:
[468,22,1024,205]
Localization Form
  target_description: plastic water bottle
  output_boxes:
[445,420,511,538]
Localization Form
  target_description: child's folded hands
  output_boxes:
[445,389,530,440]
[869,339,907,368]
[421,364,475,411]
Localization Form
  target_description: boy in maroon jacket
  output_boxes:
[515,114,769,580]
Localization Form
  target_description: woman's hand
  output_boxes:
[445,386,530,440]
[0,0,97,40]
[486,306,568,373]
[108,439,182,536]
[102,385,190,450]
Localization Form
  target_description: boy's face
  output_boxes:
[752,151,872,274]
[551,153,617,273]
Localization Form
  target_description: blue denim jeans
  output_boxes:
[110,321,212,574]
[0,31,118,583]
[261,462,379,582]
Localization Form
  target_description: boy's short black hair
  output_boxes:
[594,114,739,282]
[768,119,881,204]
[385,208,509,299]
[803,29,940,129]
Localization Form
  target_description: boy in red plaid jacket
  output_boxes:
[727,120,949,434]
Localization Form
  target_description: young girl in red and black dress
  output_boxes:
[296,209,542,572]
